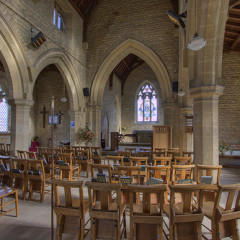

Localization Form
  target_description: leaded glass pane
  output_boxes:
[0,98,8,132]
[151,96,157,121]
[144,97,150,121]
[137,97,143,121]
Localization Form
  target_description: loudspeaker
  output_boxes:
[31,32,46,49]
[83,88,90,96]
[172,82,178,92]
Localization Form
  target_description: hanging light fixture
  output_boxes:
[187,0,206,51]
[177,88,185,97]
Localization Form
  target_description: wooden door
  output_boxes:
[152,125,172,150]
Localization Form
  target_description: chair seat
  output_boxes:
[72,199,89,213]
[196,201,224,219]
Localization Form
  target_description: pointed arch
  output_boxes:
[31,49,83,111]
[90,39,172,106]
[0,13,30,99]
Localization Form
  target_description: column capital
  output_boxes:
[88,104,103,112]
[190,85,224,101]
[7,98,34,108]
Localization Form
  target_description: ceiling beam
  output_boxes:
[68,0,86,20]
[229,0,240,9]
[231,35,240,49]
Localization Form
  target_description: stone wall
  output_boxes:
[86,0,178,89]
[121,63,164,134]
[33,67,70,148]
[101,75,121,147]
[219,52,240,144]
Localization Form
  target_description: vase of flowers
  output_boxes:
[219,140,234,156]
[76,124,95,145]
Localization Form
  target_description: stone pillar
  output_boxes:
[180,107,193,152]
[8,99,34,155]
[69,110,86,146]
[89,105,102,147]
[190,86,224,165]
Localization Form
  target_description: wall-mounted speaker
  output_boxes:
[83,88,90,96]
[31,32,46,49]
[172,82,178,92]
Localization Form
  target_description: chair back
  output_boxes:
[58,153,73,168]
[5,144,10,155]
[130,156,148,166]
[106,155,124,166]
[137,151,151,159]
[152,150,166,157]
[174,157,192,165]
[90,164,112,182]
[182,151,194,157]
[0,143,6,155]
[147,166,171,183]
[196,165,222,185]
[125,148,136,156]
[118,151,131,157]
[117,166,141,184]
[26,159,45,181]
[53,179,86,216]
[25,151,37,160]
[212,184,240,239]
[17,150,26,159]
[154,157,171,166]
[91,147,101,164]
[139,148,151,152]
[76,150,90,162]
[171,165,195,184]
[63,149,76,164]
[86,181,121,211]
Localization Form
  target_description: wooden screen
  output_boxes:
[152,125,172,150]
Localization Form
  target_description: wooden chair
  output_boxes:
[182,151,194,158]
[0,156,12,186]
[164,184,204,240]
[10,158,28,199]
[118,151,132,157]
[75,149,90,178]
[147,166,171,204]
[125,148,137,156]
[0,187,18,217]
[53,180,90,240]
[166,150,180,160]
[26,159,51,202]
[62,149,77,165]
[25,151,37,160]
[173,157,192,165]
[17,150,26,159]
[152,151,166,158]
[202,184,240,240]
[196,165,222,202]
[91,147,102,164]
[5,144,10,156]
[154,157,172,166]
[71,146,81,152]
[171,165,195,184]
[0,143,6,155]
[86,181,127,240]
[57,153,79,181]
[154,148,167,152]
[42,152,59,178]
[137,151,151,160]
[90,164,112,183]
[129,184,168,240]
[130,156,148,166]
[106,155,124,166]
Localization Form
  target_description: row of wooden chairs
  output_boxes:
[0,143,10,156]
[0,157,51,202]
[53,179,240,240]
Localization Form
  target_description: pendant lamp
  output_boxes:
[187,0,206,51]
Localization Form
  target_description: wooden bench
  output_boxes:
[0,187,18,217]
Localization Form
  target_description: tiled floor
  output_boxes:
[0,167,239,240]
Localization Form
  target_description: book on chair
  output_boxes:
[97,173,107,183]
[146,177,164,185]
[201,176,213,184]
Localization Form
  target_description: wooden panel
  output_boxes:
[152,125,172,150]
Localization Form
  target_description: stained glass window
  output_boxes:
[53,4,64,31]
[137,84,157,122]
[0,88,8,132]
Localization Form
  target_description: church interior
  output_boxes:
[0,0,240,239]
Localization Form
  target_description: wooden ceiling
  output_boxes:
[111,54,144,94]
[224,0,240,51]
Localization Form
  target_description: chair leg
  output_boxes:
[15,190,18,217]
[41,182,45,203]
[79,219,84,240]
[56,215,63,240]
[231,219,240,240]
[130,221,134,240]
[28,181,33,201]
[123,211,127,238]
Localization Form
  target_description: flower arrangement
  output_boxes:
[219,140,234,156]
[76,124,95,144]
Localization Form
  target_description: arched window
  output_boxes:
[137,83,157,122]
[0,88,8,132]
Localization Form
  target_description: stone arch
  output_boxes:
[0,13,30,99]
[31,49,83,111]
[90,39,172,106]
